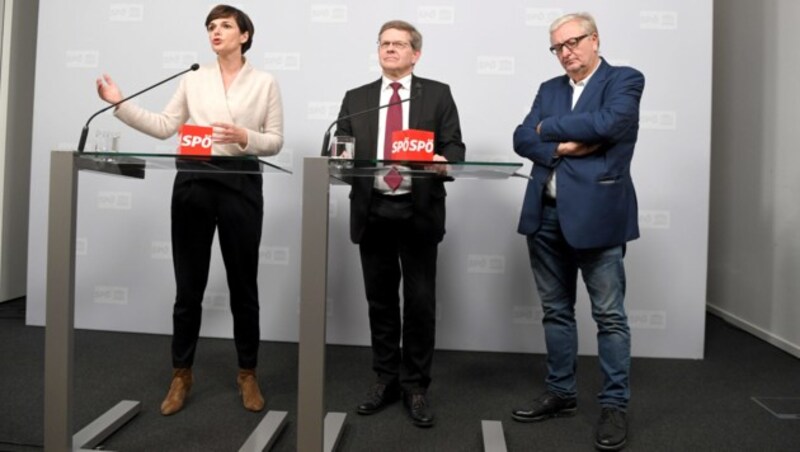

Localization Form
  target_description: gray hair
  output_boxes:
[549,12,598,36]
[379,20,423,51]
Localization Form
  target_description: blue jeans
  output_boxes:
[526,205,631,408]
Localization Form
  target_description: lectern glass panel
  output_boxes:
[328,159,523,184]
[76,151,291,178]
[297,157,525,451]
[45,150,291,452]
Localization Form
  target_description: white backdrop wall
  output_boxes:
[1,0,37,302]
[27,0,712,359]
[708,0,800,358]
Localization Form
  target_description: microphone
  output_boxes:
[78,63,200,152]
[321,82,422,156]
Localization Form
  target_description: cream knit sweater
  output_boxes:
[114,60,283,156]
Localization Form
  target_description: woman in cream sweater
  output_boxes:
[95,4,283,416]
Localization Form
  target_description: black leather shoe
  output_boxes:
[404,393,434,428]
[357,382,400,415]
[511,391,577,422]
[595,407,627,451]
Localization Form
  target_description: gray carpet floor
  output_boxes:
[1,298,798,451]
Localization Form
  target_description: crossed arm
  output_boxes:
[514,68,644,167]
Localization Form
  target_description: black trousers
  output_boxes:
[170,173,263,369]
[358,196,438,393]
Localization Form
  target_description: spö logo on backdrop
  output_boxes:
[640,11,678,30]
[163,51,198,70]
[94,286,129,305]
[640,111,677,130]
[477,56,515,76]
[110,4,144,22]
[524,8,563,27]
[628,310,667,330]
[97,192,133,210]
[417,6,455,25]
[639,211,671,229]
[308,102,340,121]
[467,254,506,274]
[260,247,290,266]
[512,306,543,325]
[265,53,301,71]
[310,5,347,23]
[66,51,99,69]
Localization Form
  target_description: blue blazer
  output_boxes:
[513,58,645,249]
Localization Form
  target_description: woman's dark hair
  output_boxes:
[205,4,254,54]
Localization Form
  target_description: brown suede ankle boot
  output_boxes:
[237,368,265,412]
[160,368,193,416]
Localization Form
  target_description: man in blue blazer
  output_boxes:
[511,12,644,451]
[333,20,465,428]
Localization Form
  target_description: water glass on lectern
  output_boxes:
[331,136,355,159]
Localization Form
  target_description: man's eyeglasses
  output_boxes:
[549,34,589,55]
[378,40,411,50]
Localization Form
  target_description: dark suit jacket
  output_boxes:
[513,58,645,249]
[335,75,466,244]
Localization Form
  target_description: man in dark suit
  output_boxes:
[511,12,644,451]
[332,20,465,428]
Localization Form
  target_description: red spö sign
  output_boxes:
[179,124,213,155]
[389,129,435,161]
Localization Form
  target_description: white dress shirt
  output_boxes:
[374,74,413,194]
[545,62,600,199]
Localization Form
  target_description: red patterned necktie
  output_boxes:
[383,82,403,191]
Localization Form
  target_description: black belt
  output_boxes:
[543,196,557,207]
[371,191,413,220]
[374,191,412,202]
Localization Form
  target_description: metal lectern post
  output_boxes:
[44,151,78,452]
[44,151,141,452]
[297,157,346,452]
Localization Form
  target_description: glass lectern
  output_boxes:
[44,151,291,452]
[297,157,524,452]
[45,152,523,451]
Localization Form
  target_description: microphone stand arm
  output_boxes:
[78,65,198,152]
[319,94,417,158]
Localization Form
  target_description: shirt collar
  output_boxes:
[570,59,600,88]
[382,74,413,91]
